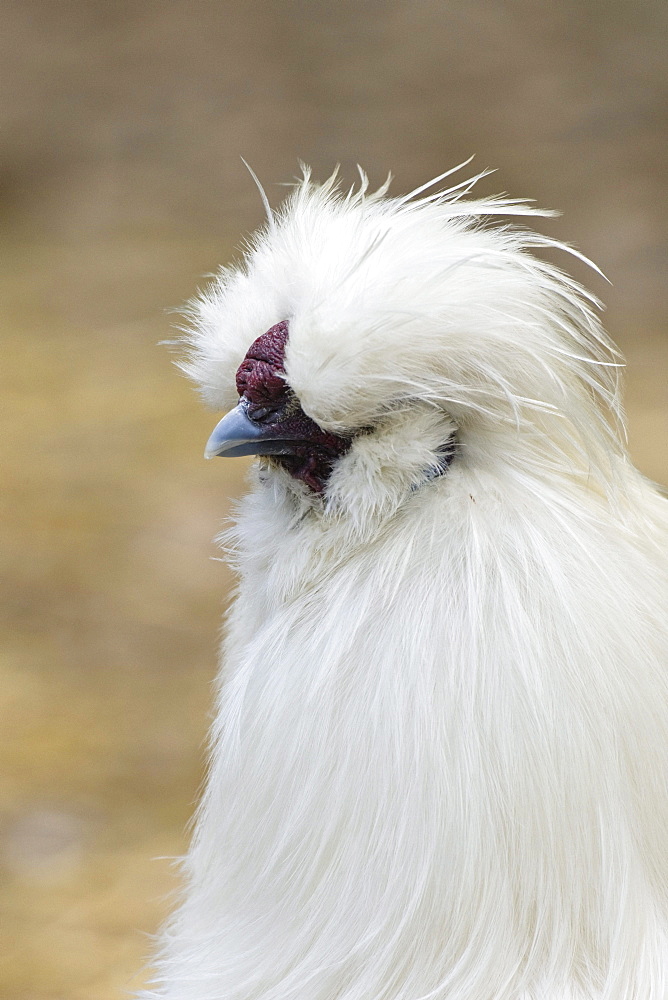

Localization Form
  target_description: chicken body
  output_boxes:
[145,168,668,999]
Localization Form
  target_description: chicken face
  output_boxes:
[185,165,623,514]
[205,320,353,493]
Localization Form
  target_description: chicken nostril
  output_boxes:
[247,404,276,422]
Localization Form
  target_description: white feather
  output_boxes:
[147,166,668,999]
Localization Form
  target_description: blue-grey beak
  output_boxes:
[204,399,301,459]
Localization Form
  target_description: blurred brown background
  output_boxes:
[0,1,666,997]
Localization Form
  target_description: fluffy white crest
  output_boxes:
[145,166,668,1000]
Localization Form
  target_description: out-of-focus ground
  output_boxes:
[0,2,666,997]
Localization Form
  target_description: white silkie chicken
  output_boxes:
[146,164,668,1000]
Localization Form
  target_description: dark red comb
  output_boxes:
[235,321,290,405]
